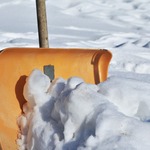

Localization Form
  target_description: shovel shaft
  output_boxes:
[36,0,49,48]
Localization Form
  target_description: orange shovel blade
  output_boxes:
[0,48,112,150]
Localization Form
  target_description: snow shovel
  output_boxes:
[0,47,112,150]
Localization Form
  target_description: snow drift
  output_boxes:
[17,69,150,150]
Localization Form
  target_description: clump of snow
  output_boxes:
[17,69,150,150]
[98,76,150,121]
[23,69,51,107]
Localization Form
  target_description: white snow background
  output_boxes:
[0,0,150,149]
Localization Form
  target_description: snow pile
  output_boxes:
[17,69,150,150]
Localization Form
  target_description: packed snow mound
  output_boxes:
[17,69,150,150]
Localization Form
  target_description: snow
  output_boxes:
[0,0,150,149]
[17,70,150,150]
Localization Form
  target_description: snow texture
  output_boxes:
[0,0,150,149]
[17,69,150,150]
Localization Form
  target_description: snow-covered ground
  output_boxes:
[1,0,150,149]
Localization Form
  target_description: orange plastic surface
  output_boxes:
[0,47,112,150]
